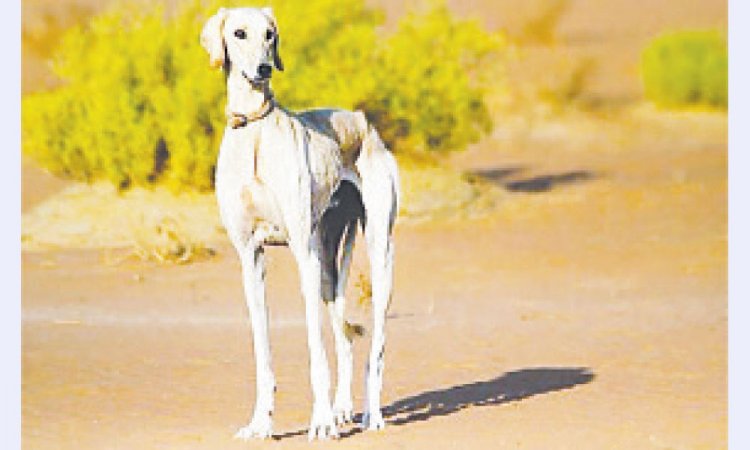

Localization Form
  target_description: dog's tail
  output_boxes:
[356,112,400,230]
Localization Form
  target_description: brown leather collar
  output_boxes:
[227,96,276,129]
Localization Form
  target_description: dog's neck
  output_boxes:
[226,70,275,128]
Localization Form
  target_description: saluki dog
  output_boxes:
[200,6,399,441]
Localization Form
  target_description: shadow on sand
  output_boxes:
[276,366,594,440]
[379,367,594,426]
[471,167,595,193]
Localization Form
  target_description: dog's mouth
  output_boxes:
[241,70,270,88]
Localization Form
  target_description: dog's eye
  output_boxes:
[265,29,274,41]
[234,29,246,40]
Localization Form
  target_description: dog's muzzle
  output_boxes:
[241,70,270,88]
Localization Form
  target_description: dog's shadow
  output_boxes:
[277,367,594,440]
[378,366,594,427]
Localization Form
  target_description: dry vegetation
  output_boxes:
[518,0,569,44]
[20,160,504,257]
[21,182,224,255]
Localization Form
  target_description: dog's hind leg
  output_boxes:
[361,212,394,431]
[356,129,399,431]
[319,181,364,426]
[234,244,275,440]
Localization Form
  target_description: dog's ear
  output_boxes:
[261,7,284,71]
[200,8,228,69]
[272,34,284,71]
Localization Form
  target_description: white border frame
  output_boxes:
[3,0,21,449]
[729,0,748,448]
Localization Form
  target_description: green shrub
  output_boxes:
[369,6,502,152]
[22,0,507,192]
[641,30,727,109]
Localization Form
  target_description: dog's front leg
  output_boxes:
[293,237,339,440]
[234,244,275,440]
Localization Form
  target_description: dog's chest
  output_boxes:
[215,124,285,241]
[215,114,343,243]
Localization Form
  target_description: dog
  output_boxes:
[200,6,399,441]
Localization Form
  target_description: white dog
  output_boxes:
[200,6,399,441]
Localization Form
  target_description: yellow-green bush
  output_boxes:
[22,0,507,192]
[641,30,727,109]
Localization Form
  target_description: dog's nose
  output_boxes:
[258,64,272,79]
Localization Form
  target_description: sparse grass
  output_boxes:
[343,320,366,340]
[21,182,225,255]
[519,0,569,45]
[398,155,499,221]
[354,271,373,307]
[538,57,596,110]
[21,160,499,260]
[126,217,217,264]
[22,3,94,57]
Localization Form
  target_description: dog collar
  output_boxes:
[227,96,275,129]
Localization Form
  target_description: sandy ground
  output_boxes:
[22,0,727,448]
[22,110,727,448]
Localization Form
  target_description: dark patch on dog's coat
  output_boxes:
[319,180,365,303]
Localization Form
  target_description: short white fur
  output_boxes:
[201,7,399,441]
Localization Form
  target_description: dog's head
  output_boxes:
[200,7,284,83]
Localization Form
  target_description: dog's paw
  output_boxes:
[333,398,353,425]
[234,413,273,440]
[361,411,385,431]
[308,404,339,441]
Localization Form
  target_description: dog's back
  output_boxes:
[297,108,369,169]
